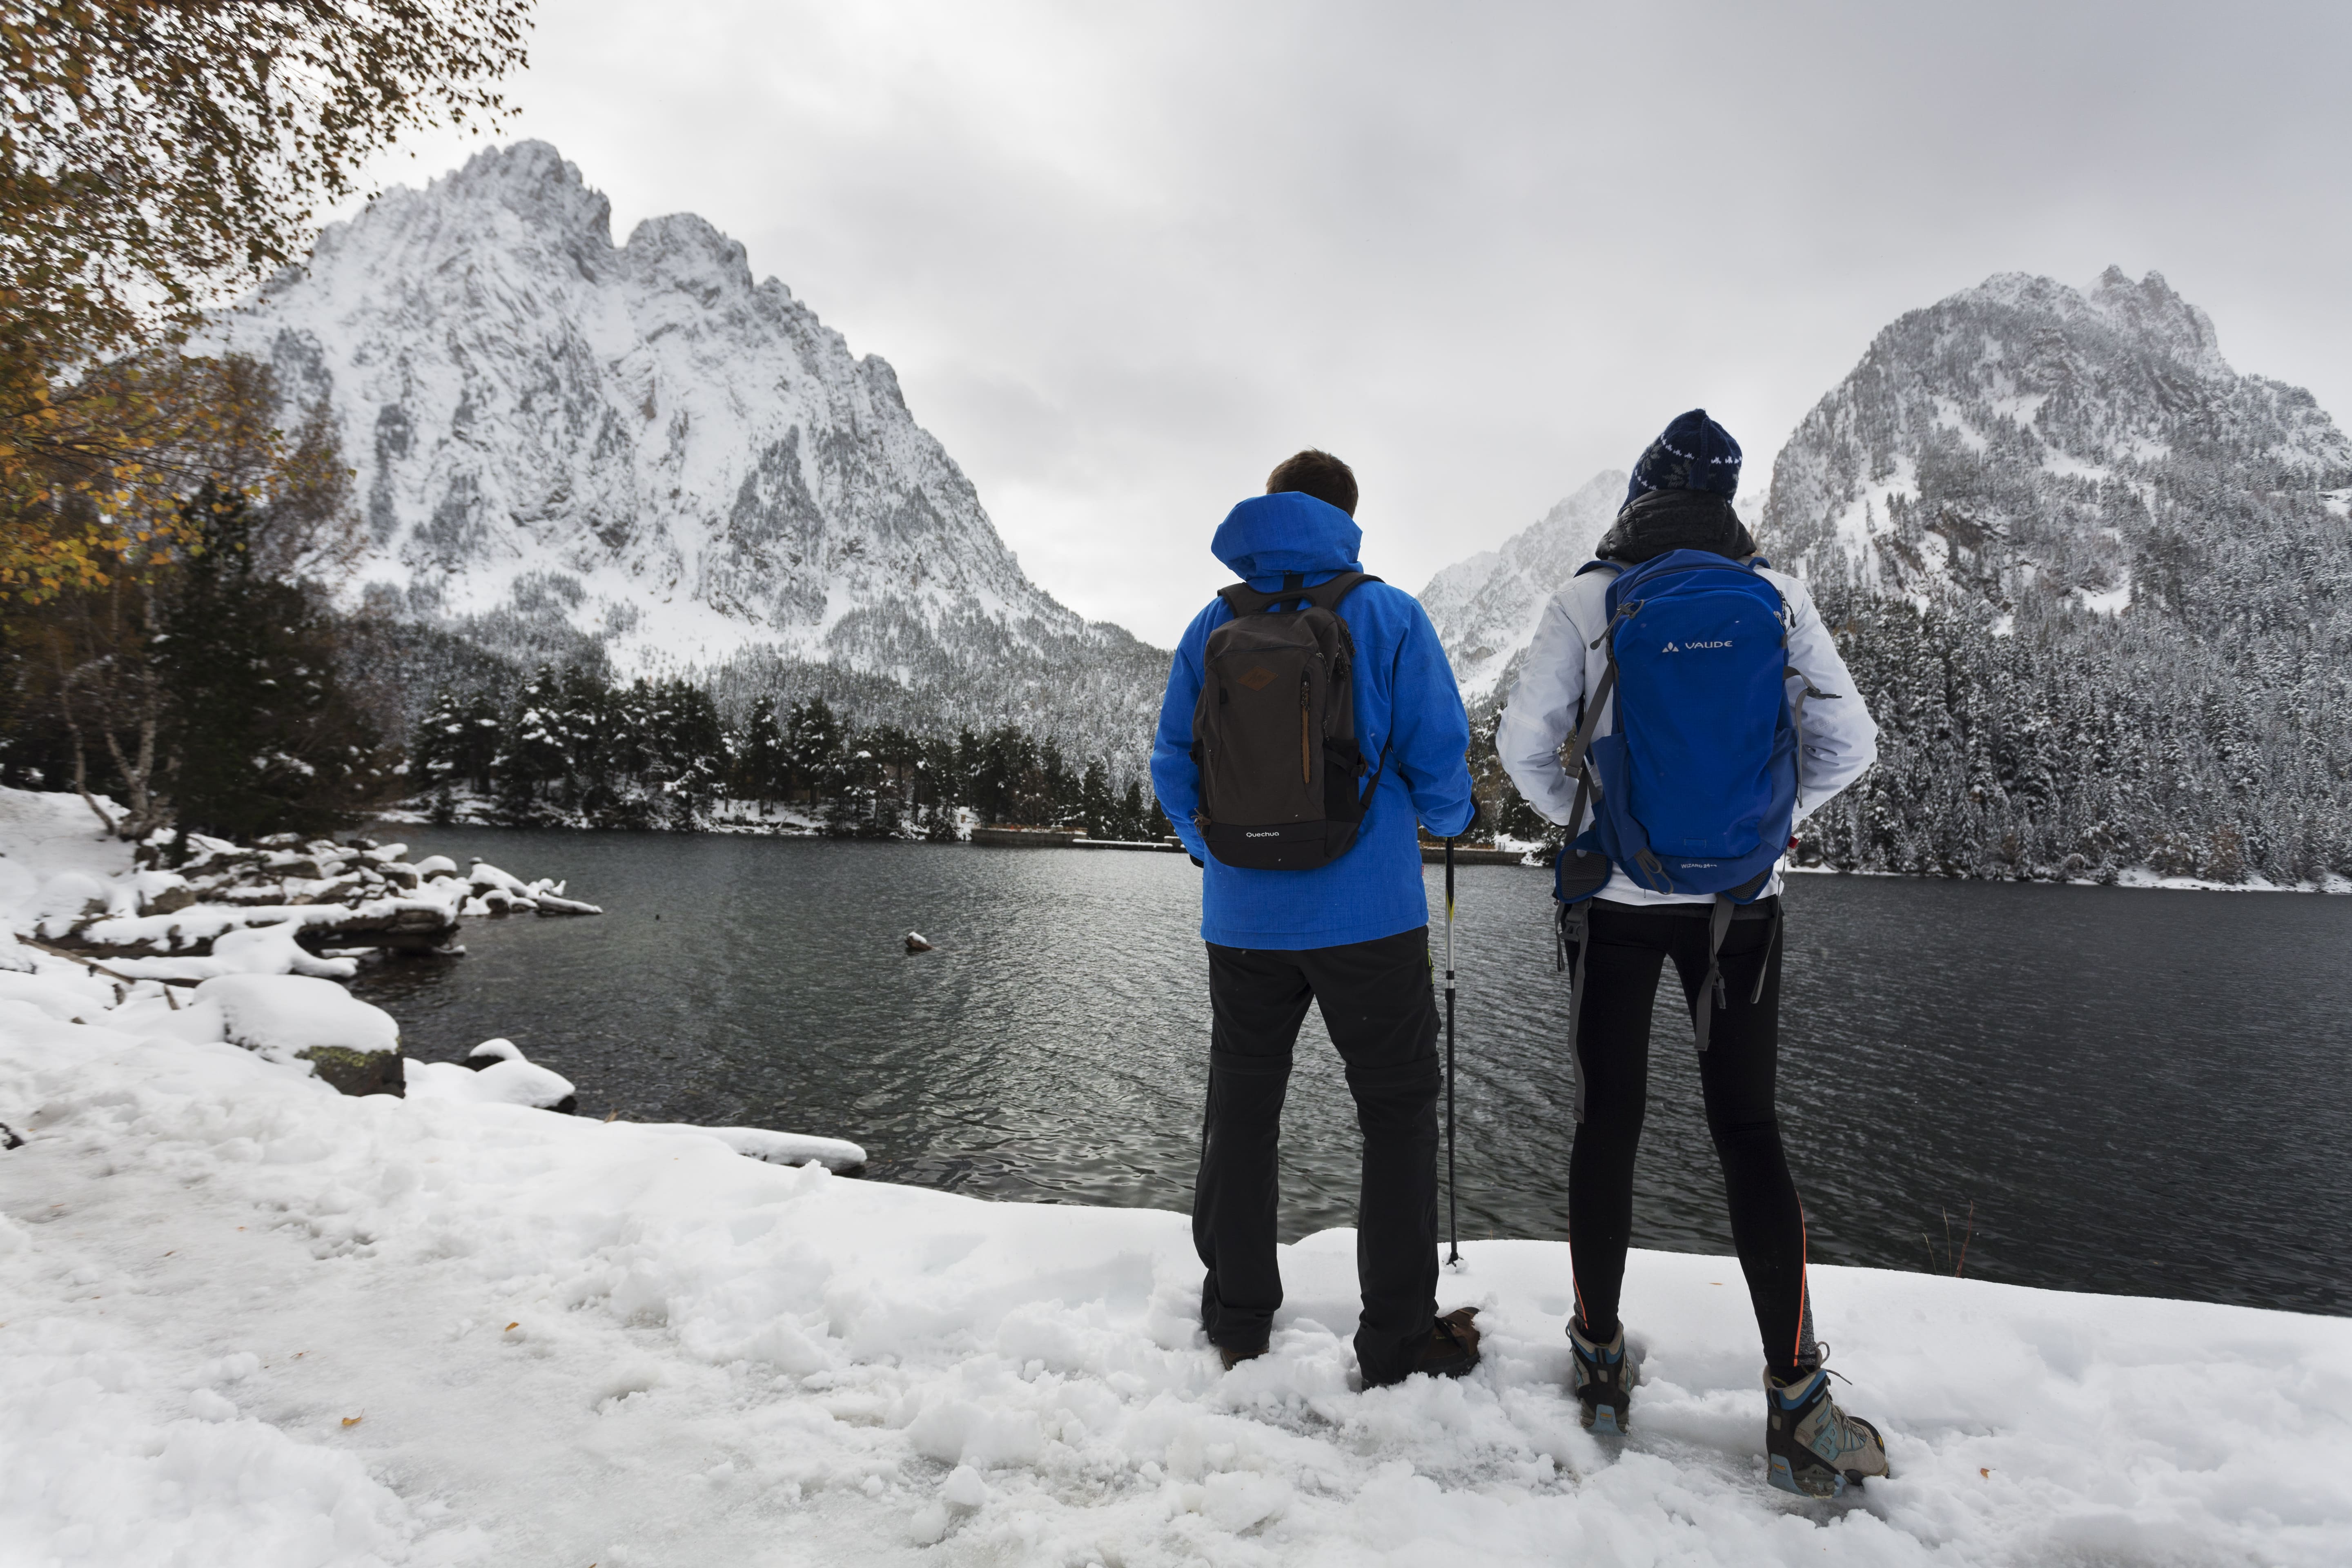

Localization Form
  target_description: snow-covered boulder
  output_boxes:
[0,969,116,1023]
[31,870,114,936]
[406,1038,576,1111]
[633,1123,867,1172]
[463,861,603,917]
[193,973,403,1097]
[531,891,601,916]
[102,991,229,1046]
[208,922,359,979]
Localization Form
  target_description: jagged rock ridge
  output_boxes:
[1418,469,1623,711]
[210,141,1165,765]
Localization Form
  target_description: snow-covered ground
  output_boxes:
[5,1000,2350,1566]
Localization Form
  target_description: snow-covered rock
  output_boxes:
[207,140,1165,764]
[633,1122,867,1173]
[406,1049,577,1111]
[0,969,115,1024]
[464,860,604,916]
[194,973,403,1096]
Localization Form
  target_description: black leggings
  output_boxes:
[1567,897,1815,1379]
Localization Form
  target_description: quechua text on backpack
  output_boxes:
[1551,548,1837,1057]
[1191,571,1388,870]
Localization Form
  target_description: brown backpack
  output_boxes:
[1190,571,1389,869]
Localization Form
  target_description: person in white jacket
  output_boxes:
[1495,409,1890,1498]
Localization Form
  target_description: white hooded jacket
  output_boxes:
[1493,559,1879,906]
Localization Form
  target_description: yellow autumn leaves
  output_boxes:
[1,0,533,599]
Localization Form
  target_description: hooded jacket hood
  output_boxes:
[1211,491,1364,584]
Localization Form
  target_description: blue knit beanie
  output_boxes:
[1624,409,1742,510]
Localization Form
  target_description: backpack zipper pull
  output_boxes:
[1299,676,1312,784]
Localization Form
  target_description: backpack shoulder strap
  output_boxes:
[1215,581,1276,616]
[1216,570,1383,617]
[1302,570,1380,611]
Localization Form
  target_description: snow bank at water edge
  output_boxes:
[0,787,602,988]
[3,1008,2346,1564]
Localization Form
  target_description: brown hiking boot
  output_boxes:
[1368,1307,1481,1386]
[1218,1341,1268,1370]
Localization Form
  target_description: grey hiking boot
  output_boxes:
[1568,1317,1642,1434]
[1764,1355,1890,1497]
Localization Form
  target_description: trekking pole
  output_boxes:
[1444,835,1461,1268]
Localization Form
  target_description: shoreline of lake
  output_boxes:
[355,826,2352,1319]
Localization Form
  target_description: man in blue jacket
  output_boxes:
[1152,449,1481,1388]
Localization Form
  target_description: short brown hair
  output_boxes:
[1265,449,1357,517]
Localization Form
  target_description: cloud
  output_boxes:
[350,0,2352,645]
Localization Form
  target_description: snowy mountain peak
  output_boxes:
[1761,267,2350,614]
[1951,266,2230,382]
[210,141,1165,761]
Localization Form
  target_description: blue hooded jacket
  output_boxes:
[1152,491,1474,949]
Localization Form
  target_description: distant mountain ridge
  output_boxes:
[1420,268,2352,883]
[209,141,1165,766]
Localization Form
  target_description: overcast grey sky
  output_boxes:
[354,0,2352,648]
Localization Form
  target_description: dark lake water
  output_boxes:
[355,827,2352,1316]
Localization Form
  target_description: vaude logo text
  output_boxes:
[1662,639,1735,652]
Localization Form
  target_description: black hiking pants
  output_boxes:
[1566,897,1816,1380]
[1195,927,1442,1387]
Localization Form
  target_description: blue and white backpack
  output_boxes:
[1552,548,1837,1054]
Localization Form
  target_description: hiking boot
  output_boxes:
[1568,1316,1640,1433]
[1764,1357,1890,1497]
[1367,1307,1481,1386]
[1217,1340,1268,1371]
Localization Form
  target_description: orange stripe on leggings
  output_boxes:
[1568,1219,1587,1328]
[1793,1196,1811,1372]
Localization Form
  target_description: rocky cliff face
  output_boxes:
[210,141,1164,763]
[1418,470,1623,711]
